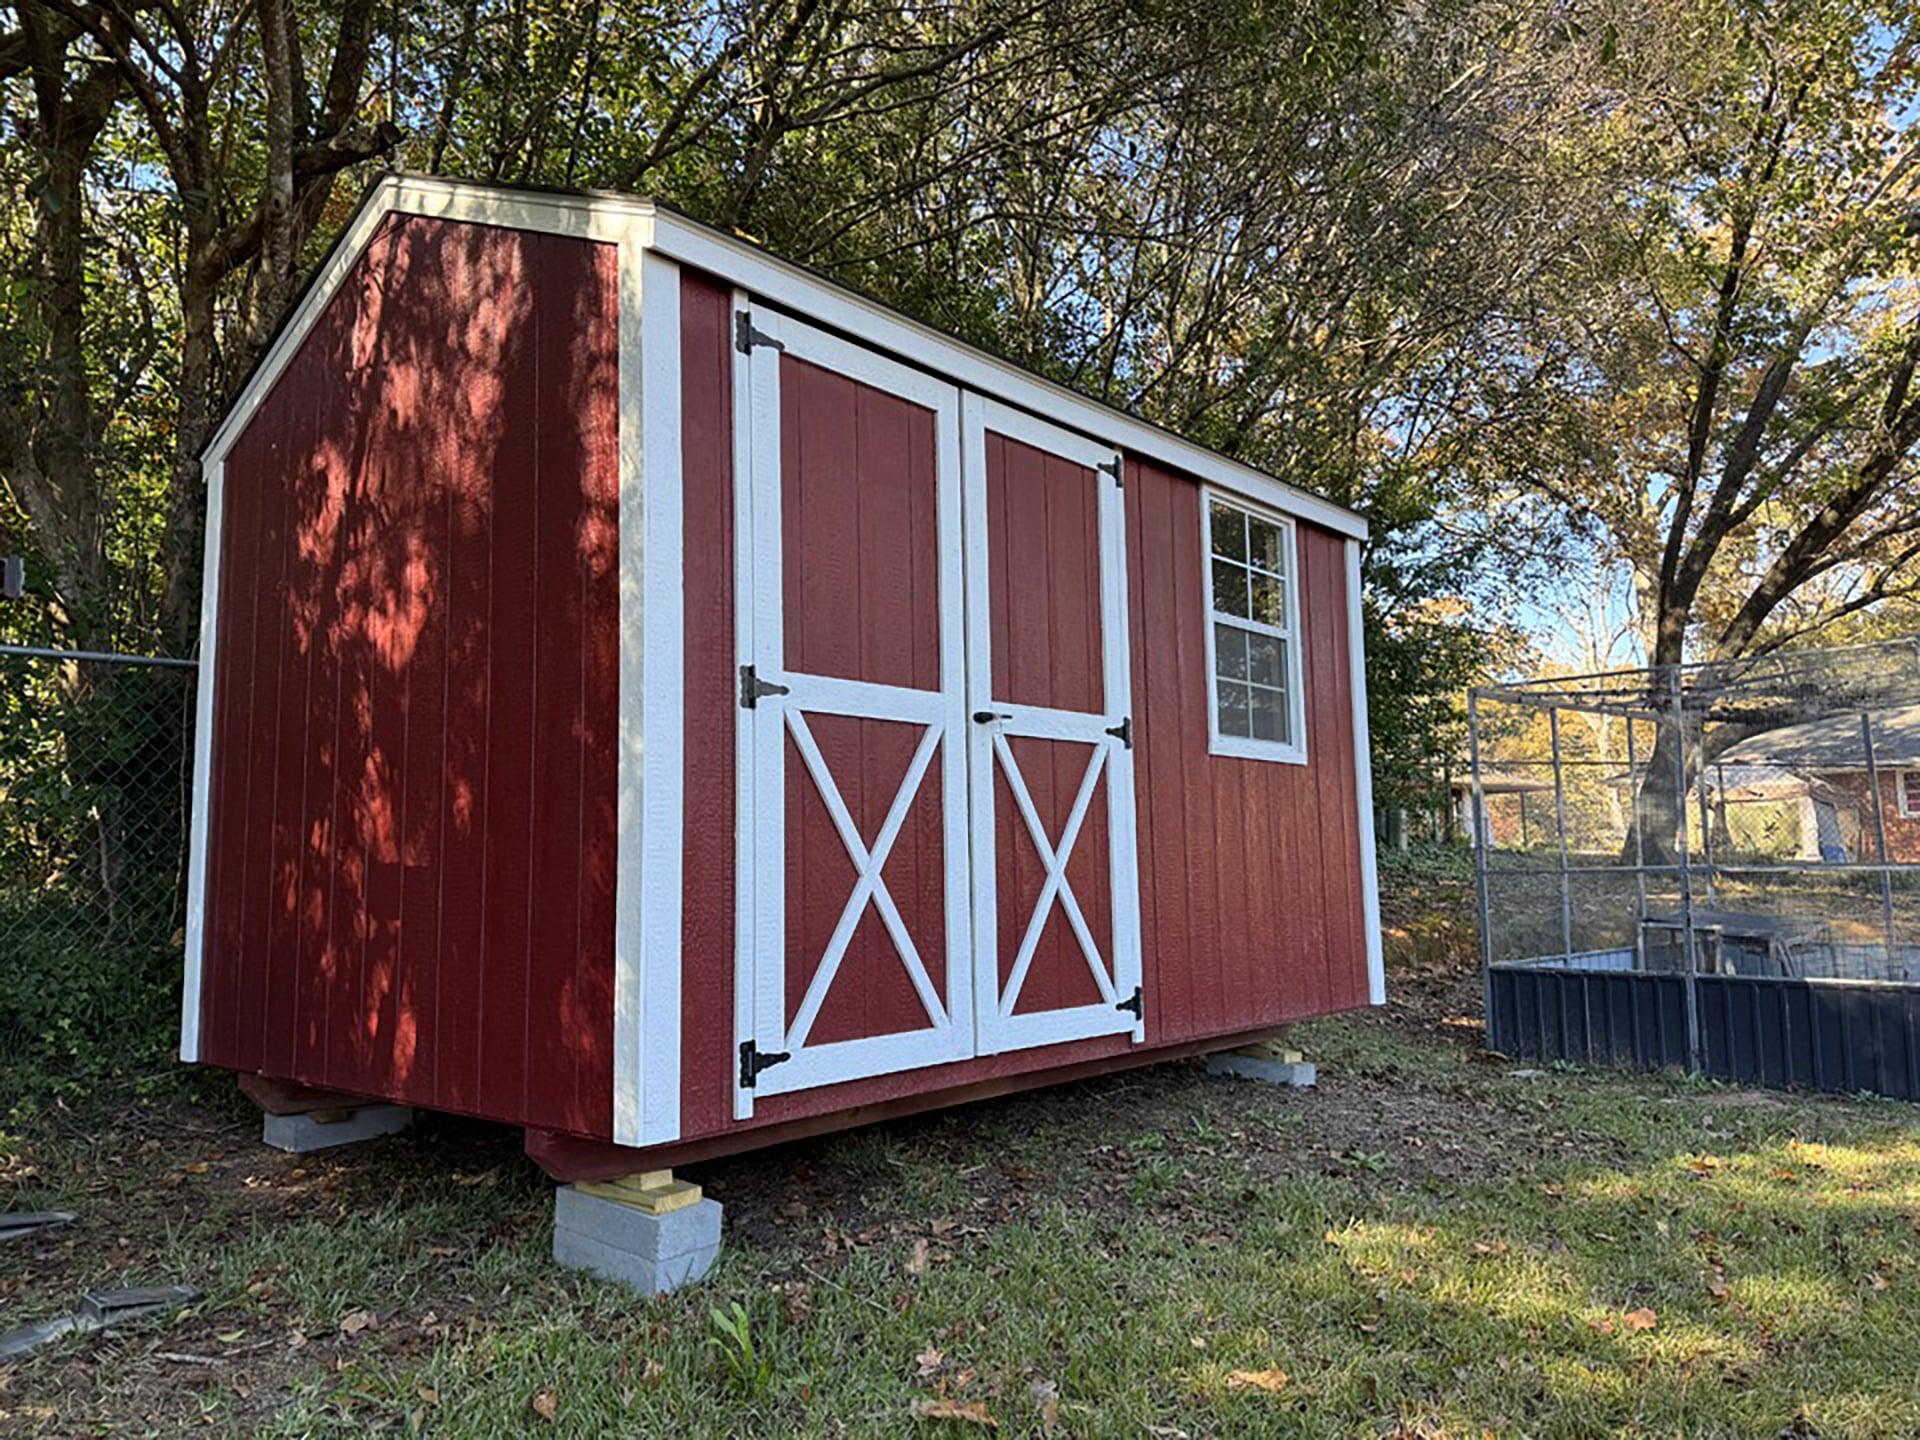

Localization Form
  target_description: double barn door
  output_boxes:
[733,304,1142,1113]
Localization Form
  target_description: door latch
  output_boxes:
[740,664,791,709]
[973,710,1012,725]
[1106,717,1132,748]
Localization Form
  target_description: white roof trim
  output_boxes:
[203,174,1366,541]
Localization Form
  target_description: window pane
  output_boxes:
[1250,683,1290,743]
[1214,623,1249,680]
[1247,632,1284,688]
[1210,502,1247,562]
[1249,515,1287,575]
[1250,571,1285,627]
[1211,559,1249,618]
[1216,679,1253,738]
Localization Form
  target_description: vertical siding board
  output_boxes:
[1136,461,1194,1039]
[204,421,262,1066]
[232,414,286,1072]
[526,232,591,1131]
[290,327,343,1080]
[678,273,736,1137]
[479,234,539,1119]
[260,348,308,1077]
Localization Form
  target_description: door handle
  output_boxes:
[972,710,1012,725]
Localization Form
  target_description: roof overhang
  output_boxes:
[203,173,1369,542]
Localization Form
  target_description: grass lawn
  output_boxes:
[7,870,1920,1436]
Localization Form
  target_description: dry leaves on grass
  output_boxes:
[913,1397,998,1427]
[1622,1308,1658,1331]
[531,1388,560,1421]
[1226,1368,1290,1392]
[338,1310,377,1338]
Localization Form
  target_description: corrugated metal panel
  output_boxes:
[1490,965,1920,1100]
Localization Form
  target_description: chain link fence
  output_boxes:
[0,644,196,1088]
[1469,637,1920,1096]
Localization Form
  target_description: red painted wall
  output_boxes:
[671,271,1369,1143]
[198,215,620,1136]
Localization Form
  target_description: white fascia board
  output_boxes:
[642,213,1367,542]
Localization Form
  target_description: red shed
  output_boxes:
[181,174,1381,1184]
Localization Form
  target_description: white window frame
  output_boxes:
[1898,770,1920,819]
[1201,488,1307,765]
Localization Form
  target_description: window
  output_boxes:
[1204,492,1305,763]
[1899,771,1920,819]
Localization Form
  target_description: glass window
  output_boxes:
[1205,495,1303,760]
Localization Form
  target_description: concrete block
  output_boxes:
[262,1103,412,1152]
[552,1185,722,1296]
[1208,1050,1317,1088]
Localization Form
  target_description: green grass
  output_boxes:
[7,1017,1920,1437]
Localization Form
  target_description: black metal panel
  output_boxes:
[1488,966,1920,1101]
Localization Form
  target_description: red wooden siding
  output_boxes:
[672,277,1368,1142]
[1127,455,1368,1035]
[198,215,620,1135]
[986,433,1103,713]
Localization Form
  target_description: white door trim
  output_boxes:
[962,395,1144,1055]
[732,304,975,1107]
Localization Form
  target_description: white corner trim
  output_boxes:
[613,229,690,1147]
[1346,539,1385,1005]
[180,456,224,1063]
[1200,487,1309,767]
[633,248,685,1145]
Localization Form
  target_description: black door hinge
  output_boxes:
[1106,717,1132,748]
[1098,457,1122,487]
[1116,985,1143,1020]
[739,1040,791,1089]
[735,311,786,355]
[740,664,791,709]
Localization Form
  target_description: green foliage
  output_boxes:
[707,1300,779,1398]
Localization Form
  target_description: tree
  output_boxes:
[1522,0,1920,669]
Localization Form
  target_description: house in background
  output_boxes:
[1722,704,1920,863]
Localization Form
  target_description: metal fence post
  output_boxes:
[1862,711,1898,965]
[1550,706,1574,967]
[1627,713,1647,973]
[1469,689,1496,1047]
[1670,666,1702,1073]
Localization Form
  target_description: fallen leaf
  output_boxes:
[916,1344,945,1379]
[338,1310,377,1337]
[913,1397,998,1427]
[1868,1272,1889,1292]
[1227,1369,1290,1392]
[531,1389,559,1421]
[1622,1308,1658,1331]
[1029,1379,1060,1433]
[418,1387,440,1406]
[452,1169,499,1187]
[1189,1335,1207,1350]
[641,1358,665,1389]
[906,1239,930,1276]
[216,1330,244,1344]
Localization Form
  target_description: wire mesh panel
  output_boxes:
[1471,637,1920,1094]
[0,645,195,1082]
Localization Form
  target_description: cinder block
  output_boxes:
[552,1185,722,1296]
[261,1103,413,1152]
[1207,1051,1317,1088]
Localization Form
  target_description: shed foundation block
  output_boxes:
[1208,1041,1316,1088]
[261,1103,413,1152]
[552,1174,722,1296]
